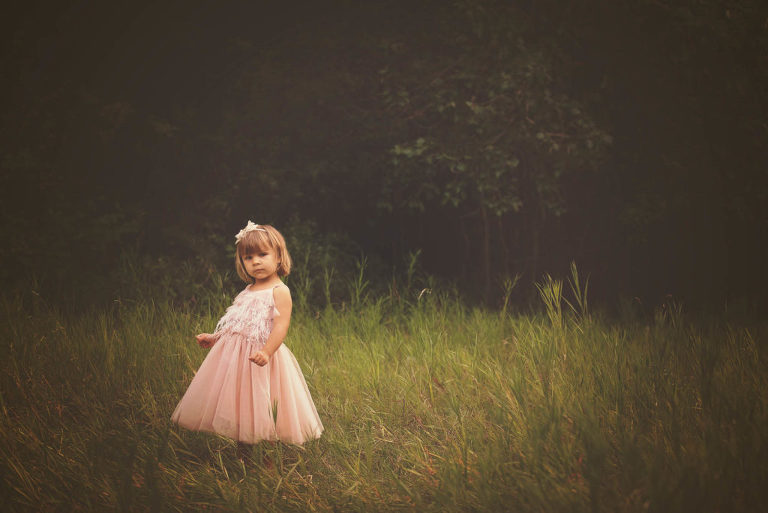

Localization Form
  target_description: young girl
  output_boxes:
[171,221,323,445]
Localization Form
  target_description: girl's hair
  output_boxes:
[234,224,292,282]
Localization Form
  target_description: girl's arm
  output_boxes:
[249,286,292,366]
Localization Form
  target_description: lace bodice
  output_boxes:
[213,285,284,348]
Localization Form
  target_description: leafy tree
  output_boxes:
[376,0,610,297]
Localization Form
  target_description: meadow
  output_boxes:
[1,266,766,512]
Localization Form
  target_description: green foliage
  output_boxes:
[377,0,611,220]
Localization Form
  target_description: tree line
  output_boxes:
[2,0,766,307]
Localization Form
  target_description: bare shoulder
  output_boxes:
[273,284,292,303]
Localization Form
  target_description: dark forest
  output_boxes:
[3,0,766,308]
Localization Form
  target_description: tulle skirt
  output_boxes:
[171,334,323,445]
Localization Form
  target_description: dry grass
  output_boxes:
[1,272,766,512]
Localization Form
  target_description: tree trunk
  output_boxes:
[459,213,471,284]
[530,211,540,288]
[481,205,491,301]
[498,214,510,277]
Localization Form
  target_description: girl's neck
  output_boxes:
[247,278,282,291]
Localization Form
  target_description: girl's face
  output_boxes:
[242,246,279,282]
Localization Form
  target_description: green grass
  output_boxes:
[1,278,766,512]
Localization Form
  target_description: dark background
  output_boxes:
[2,0,766,309]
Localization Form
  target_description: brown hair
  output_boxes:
[234,224,292,283]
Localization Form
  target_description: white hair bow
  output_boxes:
[235,220,267,243]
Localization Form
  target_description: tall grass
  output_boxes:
[1,267,766,512]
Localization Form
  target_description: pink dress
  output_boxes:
[171,284,323,444]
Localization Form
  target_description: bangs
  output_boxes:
[237,229,274,255]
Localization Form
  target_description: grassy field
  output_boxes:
[1,272,767,512]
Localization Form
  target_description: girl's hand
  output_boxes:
[196,333,216,349]
[249,350,270,366]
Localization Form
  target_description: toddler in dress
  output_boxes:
[171,222,323,445]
